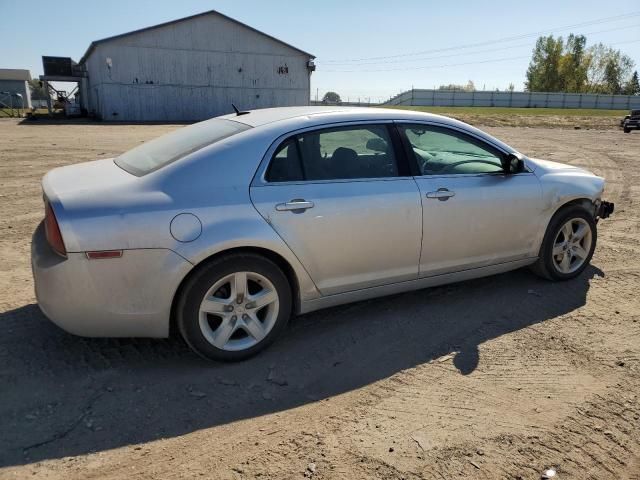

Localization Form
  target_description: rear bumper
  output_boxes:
[597,201,614,219]
[31,222,192,338]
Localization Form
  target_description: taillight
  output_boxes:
[44,201,67,257]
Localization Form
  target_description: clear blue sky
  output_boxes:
[1,0,639,101]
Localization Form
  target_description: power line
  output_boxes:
[321,38,640,73]
[318,11,640,63]
[323,55,529,73]
[318,23,640,67]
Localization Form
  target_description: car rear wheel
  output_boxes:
[531,206,597,281]
[177,253,292,361]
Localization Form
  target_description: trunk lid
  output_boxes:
[42,159,172,252]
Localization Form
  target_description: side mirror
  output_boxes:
[502,153,524,174]
[366,138,388,153]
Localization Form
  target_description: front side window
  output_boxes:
[399,124,504,176]
[266,125,399,182]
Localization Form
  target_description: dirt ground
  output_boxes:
[0,118,639,480]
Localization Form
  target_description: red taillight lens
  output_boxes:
[44,202,67,257]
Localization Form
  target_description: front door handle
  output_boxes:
[275,199,315,212]
[426,188,455,201]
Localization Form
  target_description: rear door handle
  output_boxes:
[426,189,455,201]
[275,199,315,212]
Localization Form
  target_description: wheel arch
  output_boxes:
[535,197,597,257]
[550,197,597,218]
[169,246,303,337]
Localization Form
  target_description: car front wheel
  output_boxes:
[531,206,597,281]
[177,253,292,361]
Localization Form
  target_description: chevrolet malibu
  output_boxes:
[32,107,614,361]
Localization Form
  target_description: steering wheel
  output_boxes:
[437,159,502,174]
[412,149,435,171]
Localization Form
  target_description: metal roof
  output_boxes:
[0,69,31,81]
[79,10,315,64]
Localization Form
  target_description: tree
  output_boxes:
[525,35,564,92]
[558,34,588,92]
[28,79,48,100]
[437,80,475,91]
[322,91,341,104]
[525,34,635,94]
[508,83,515,92]
[586,43,634,94]
[624,71,640,95]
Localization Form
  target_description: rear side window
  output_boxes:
[266,138,304,182]
[115,118,251,176]
[266,125,399,182]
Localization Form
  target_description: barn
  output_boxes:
[78,10,315,121]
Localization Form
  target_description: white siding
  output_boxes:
[84,13,312,121]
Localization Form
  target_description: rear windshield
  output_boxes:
[115,118,251,175]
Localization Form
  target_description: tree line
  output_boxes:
[526,34,639,95]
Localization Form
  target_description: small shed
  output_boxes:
[0,69,32,111]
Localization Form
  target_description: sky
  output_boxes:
[1,0,639,102]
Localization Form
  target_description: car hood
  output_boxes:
[525,157,605,207]
[525,157,596,176]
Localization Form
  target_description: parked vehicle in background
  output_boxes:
[32,107,614,361]
[621,110,640,133]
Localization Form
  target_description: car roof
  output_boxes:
[219,106,454,127]
[218,106,518,155]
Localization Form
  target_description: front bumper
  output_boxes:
[31,222,191,338]
[597,201,614,219]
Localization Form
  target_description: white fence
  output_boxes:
[385,89,640,110]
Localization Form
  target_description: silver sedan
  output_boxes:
[31,107,614,361]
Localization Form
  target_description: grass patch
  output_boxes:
[384,106,627,117]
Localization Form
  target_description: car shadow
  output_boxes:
[0,265,602,467]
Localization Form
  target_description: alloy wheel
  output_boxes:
[552,218,593,274]
[198,271,280,351]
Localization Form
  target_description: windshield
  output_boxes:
[115,118,251,175]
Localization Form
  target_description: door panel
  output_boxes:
[415,173,543,276]
[250,179,422,295]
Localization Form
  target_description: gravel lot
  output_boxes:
[0,118,639,479]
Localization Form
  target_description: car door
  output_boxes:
[250,122,422,296]
[396,123,543,277]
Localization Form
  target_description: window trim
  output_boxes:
[253,120,413,186]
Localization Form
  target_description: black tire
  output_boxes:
[177,253,292,361]
[530,205,597,281]
[623,127,631,133]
